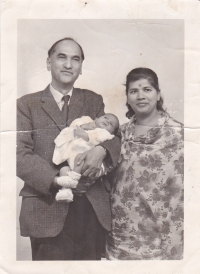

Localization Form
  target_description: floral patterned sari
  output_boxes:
[106,111,184,260]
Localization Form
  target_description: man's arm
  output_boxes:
[17,98,59,195]
[95,96,121,169]
[76,95,121,177]
[74,93,121,183]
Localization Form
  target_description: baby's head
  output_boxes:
[95,113,119,135]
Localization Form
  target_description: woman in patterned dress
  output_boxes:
[106,68,184,260]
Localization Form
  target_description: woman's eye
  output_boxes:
[145,88,151,92]
[129,90,137,94]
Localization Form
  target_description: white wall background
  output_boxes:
[17,19,184,260]
[17,19,184,124]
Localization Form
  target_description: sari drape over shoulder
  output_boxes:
[106,112,184,260]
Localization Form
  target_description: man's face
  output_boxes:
[47,40,83,90]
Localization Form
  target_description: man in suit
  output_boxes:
[17,37,120,260]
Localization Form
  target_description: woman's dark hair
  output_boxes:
[125,67,165,119]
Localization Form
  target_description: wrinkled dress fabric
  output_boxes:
[106,112,184,260]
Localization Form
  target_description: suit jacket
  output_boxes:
[17,85,120,238]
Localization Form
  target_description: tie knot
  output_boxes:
[62,95,70,104]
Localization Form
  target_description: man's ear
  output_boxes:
[46,58,51,71]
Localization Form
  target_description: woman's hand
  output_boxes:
[74,126,89,141]
[74,146,106,179]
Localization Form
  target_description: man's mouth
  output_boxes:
[61,71,73,74]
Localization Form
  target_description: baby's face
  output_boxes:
[95,114,118,134]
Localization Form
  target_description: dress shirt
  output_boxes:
[50,84,73,110]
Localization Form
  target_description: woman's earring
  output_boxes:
[47,65,51,71]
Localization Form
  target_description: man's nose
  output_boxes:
[64,58,72,68]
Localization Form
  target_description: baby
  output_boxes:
[53,113,119,202]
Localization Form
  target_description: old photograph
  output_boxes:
[16,19,184,261]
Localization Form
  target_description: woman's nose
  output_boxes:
[137,90,145,99]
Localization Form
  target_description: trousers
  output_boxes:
[30,194,106,260]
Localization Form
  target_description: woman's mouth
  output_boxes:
[137,103,148,107]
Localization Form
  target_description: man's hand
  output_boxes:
[74,126,89,141]
[74,146,106,179]
[72,177,95,196]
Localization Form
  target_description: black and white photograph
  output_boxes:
[16,19,184,261]
[1,1,200,273]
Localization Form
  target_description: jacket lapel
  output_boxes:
[67,88,84,126]
[41,85,66,130]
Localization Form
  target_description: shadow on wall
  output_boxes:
[17,178,32,260]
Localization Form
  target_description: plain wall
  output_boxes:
[17,19,184,124]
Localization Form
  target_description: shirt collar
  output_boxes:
[50,84,73,104]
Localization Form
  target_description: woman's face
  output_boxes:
[127,78,160,116]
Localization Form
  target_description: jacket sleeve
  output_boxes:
[95,95,121,170]
[17,98,59,195]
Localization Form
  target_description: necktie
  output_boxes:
[62,95,70,123]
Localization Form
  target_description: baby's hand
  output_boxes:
[74,126,89,141]
[81,122,96,130]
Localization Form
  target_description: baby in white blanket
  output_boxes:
[53,113,119,202]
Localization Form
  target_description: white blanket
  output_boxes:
[53,116,114,169]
